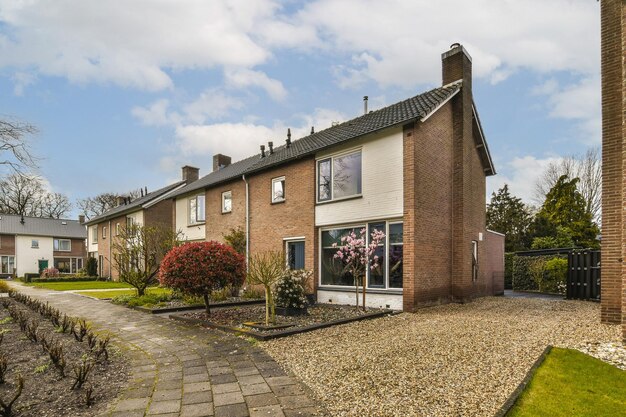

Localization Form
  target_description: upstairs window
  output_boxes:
[272,177,285,203]
[188,194,206,224]
[222,191,232,213]
[31,239,39,249]
[102,226,107,239]
[126,217,134,229]
[317,150,362,202]
[54,239,71,252]
[91,227,97,244]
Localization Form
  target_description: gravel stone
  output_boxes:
[261,297,621,417]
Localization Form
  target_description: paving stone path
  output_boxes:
[11,283,321,417]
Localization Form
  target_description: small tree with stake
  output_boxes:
[332,228,385,311]
[159,241,246,315]
[246,251,285,325]
[112,223,181,296]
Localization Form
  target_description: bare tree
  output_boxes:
[0,118,37,172]
[533,147,601,222]
[39,192,72,218]
[77,189,142,220]
[0,173,72,218]
[0,173,45,216]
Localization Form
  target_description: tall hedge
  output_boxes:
[504,253,514,290]
[511,254,567,293]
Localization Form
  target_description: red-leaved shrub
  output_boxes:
[159,241,246,314]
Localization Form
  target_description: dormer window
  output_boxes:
[272,176,285,203]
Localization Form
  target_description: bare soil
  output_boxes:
[0,298,129,416]
[183,304,383,333]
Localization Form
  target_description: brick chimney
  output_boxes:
[78,214,85,224]
[213,154,232,172]
[442,43,472,92]
[116,196,125,207]
[181,165,199,183]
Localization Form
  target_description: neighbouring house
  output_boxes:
[84,167,195,279]
[0,214,87,278]
[600,0,626,341]
[165,44,504,311]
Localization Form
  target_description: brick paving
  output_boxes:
[11,283,321,417]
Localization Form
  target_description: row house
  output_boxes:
[84,171,195,279]
[0,214,87,278]
[168,44,505,311]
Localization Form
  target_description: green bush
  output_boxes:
[505,253,514,289]
[86,257,98,277]
[22,273,40,282]
[544,257,568,294]
[30,276,98,283]
[512,255,567,293]
[111,292,173,308]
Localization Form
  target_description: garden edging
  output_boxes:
[169,308,396,340]
[494,345,553,417]
[132,298,264,314]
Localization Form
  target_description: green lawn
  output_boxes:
[76,287,171,299]
[27,280,134,291]
[508,347,626,417]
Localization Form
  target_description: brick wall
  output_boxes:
[205,180,246,243]
[600,0,625,331]
[248,158,317,293]
[95,214,127,280]
[484,231,505,296]
[53,238,86,258]
[0,235,15,256]
[144,199,174,229]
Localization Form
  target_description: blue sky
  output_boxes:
[0,0,600,216]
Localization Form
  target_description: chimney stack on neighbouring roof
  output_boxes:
[442,42,472,91]
[268,141,274,154]
[286,128,291,148]
[363,96,368,114]
[260,145,266,158]
[310,126,315,135]
[116,196,125,207]
[79,214,85,224]
[212,154,232,172]
[182,165,200,184]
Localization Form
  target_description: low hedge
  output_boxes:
[28,276,100,283]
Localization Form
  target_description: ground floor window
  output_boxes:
[0,256,14,274]
[320,221,403,289]
[286,240,305,270]
[53,257,83,274]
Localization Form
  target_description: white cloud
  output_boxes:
[183,89,245,124]
[11,71,36,96]
[225,69,287,101]
[131,99,178,127]
[487,155,563,205]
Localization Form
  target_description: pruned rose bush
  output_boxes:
[41,267,60,278]
[275,270,310,309]
[158,241,246,314]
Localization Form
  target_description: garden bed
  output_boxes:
[170,304,394,340]
[0,295,129,416]
[132,298,264,314]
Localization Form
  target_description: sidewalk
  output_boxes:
[10,283,321,417]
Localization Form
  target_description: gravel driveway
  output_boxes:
[261,297,621,417]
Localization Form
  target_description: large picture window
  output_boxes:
[188,194,206,224]
[317,150,362,202]
[320,221,403,289]
[54,257,83,274]
[1,256,15,274]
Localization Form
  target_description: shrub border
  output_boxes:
[169,307,396,341]
[30,277,100,283]
[494,345,553,417]
[132,299,265,314]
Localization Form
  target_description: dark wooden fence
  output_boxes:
[567,250,600,301]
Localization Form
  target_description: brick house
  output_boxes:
[166,44,504,311]
[84,168,195,279]
[600,0,626,341]
[0,214,87,278]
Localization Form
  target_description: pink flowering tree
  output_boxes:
[332,228,386,311]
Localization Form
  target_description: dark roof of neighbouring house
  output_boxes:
[0,214,87,239]
[170,82,494,198]
[85,181,186,225]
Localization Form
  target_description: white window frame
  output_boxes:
[188,194,206,225]
[316,148,363,204]
[271,176,286,203]
[31,239,39,249]
[54,238,72,252]
[91,227,98,244]
[102,226,107,239]
[222,191,232,213]
[318,219,403,291]
[284,237,305,270]
[116,223,120,236]
[1,256,15,274]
